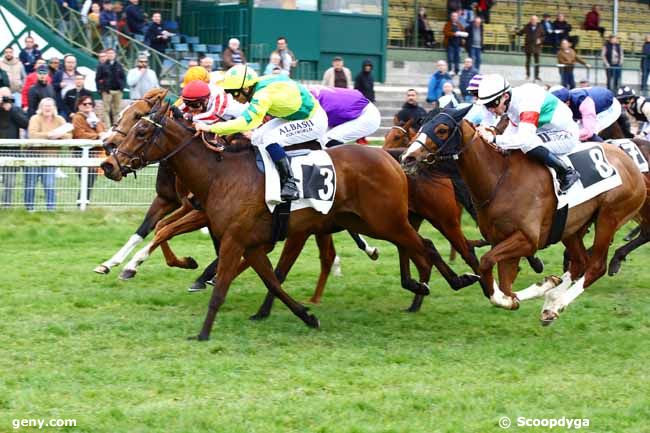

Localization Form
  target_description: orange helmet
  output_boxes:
[182,80,210,101]
[181,66,209,88]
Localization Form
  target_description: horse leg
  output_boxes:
[188,228,221,292]
[249,232,310,321]
[153,198,193,232]
[348,231,379,260]
[403,216,426,313]
[245,245,320,329]
[94,196,177,274]
[623,225,641,242]
[310,233,336,304]
[195,236,245,341]
[608,229,650,275]
[478,231,536,309]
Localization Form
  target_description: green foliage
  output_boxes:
[0,209,648,433]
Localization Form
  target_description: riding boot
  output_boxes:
[527,146,581,194]
[275,157,300,201]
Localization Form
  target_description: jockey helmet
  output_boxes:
[181,66,210,88]
[221,64,259,91]
[550,85,570,103]
[182,80,210,101]
[616,86,635,102]
[476,74,511,106]
[466,74,484,92]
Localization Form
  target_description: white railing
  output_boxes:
[0,140,158,211]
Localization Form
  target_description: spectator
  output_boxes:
[0,87,29,207]
[443,12,467,75]
[264,52,288,75]
[541,13,556,52]
[447,0,461,16]
[466,16,483,70]
[584,5,605,38]
[322,57,352,88]
[25,97,72,211]
[416,7,435,48]
[100,1,119,50]
[458,8,474,28]
[553,14,573,45]
[126,55,159,99]
[125,0,146,35]
[222,38,247,69]
[47,57,61,80]
[21,59,50,110]
[557,39,590,89]
[426,60,452,104]
[396,88,427,125]
[476,0,494,24]
[602,35,623,91]
[517,15,544,81]
[95,48,126,126]
[19,36,42,75]
[28,65,56,117]
[52,54,78,113]
[354,60,375,102]
[200,56,214,72]
[459,57,478,102]
[62,73,92,120]
[71,95,106,202]
[438,81,460,108]
[145,12,172,54]
[0,47,26,107]
[271,36,297,76]
[87,2,102,50]
[114,2,131,47]
[641,35,650,93]
[56,0,79,34]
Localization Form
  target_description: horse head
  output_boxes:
[401,105,472,175]
[101,99,182,181]
[383,118,416,150]
[103,88,169,155]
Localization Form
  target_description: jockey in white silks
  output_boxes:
[475,74,581,193]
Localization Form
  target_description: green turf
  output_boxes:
[0,209,648,433]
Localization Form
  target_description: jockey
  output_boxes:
[307,85,381,147]
[550,85,620,142]
[616,86,650,139]
[476,74,581,193]
[463,74,497,126]
[178,80,246,124]
[194,64,329,202]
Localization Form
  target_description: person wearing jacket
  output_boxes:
[125,0,145,35]
[99,0,118,49]
[466,16,483,70]
[551,86,619,142]
[583,5,605,38]
[62,73,93,120]
[459,57,478,102]
[0,47,26,107]
[516,15,544,81]
[52,54,79,114]
[557,39,590,89]
[0,86,29,207]
[28,65,56,117]
[396,89,427,125]
[354,60,375,102]
[126,55,159,99]
[426,60,452,105]
[95,48,126,126]
[443,12,467,75]
[21,59,50,110]
[72,95,106,202]
[322,57,352,88]
[19,36,42,74]
[602,35,623,91]
[221,38,247,69]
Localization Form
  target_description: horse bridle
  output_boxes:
[417,112,463,164]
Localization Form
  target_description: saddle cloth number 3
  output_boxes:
[566,146,616,188]
[301,164,335,201]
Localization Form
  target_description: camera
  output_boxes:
[2,96,15,104]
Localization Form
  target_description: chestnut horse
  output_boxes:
[402,106,647,324]
[101,101,446,340]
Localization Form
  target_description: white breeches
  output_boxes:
[251,106,329,148]
[326,102,381,143]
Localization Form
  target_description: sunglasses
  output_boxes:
[225,89,242,98]
[484,97,501,109]
[185,100,204,109]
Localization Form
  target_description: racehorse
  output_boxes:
[401,106,646,324]
[100,100,469,340]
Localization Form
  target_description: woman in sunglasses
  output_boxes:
[72,95,107,203]
[475,74,581,194]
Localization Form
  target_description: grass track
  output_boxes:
[0,209,648,433]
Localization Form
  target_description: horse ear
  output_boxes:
[453,104,472,121]
[404,118,414,129]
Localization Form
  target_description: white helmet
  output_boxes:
[476,74,511,105]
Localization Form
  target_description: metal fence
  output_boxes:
[0,140,158,212]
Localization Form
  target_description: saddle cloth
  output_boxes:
[605,139,649,173]
[551,142,622,210]
[256,148,336,214]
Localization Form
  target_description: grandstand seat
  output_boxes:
[207,44,223,53]
[171,35,181,44]
[174,43,189,52]
[192,44,207,53]
[185,36,200,45]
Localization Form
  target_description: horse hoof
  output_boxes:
[187,281,206,292]
[119,269,137,280]
[368,247,379,261]
[528,256,544,274]
[194,333,210,341]
[404,305,420,313]
[185,257,199,269]
[206,279,215,286]
[249,312,270,321]
[540,309,559,326]
[608,258,623,276]
[305,314,320,329]
[94,265,110,274]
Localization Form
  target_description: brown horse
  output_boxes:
[101,101,443,340]
[402,106,646,324]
